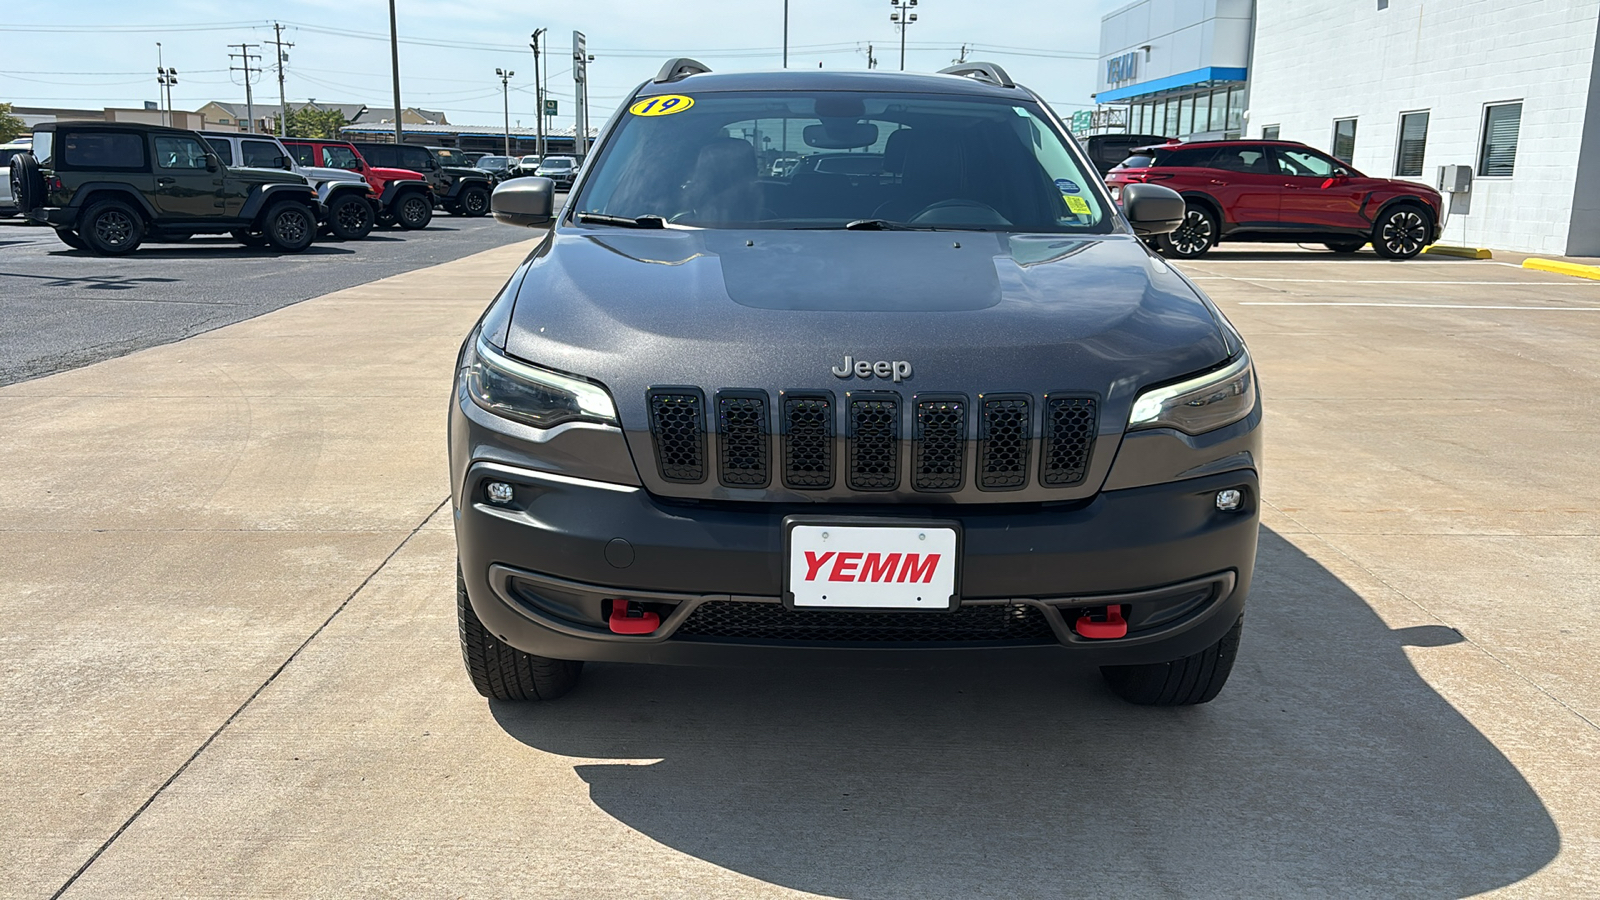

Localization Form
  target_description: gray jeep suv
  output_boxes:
[451,61,1260,706]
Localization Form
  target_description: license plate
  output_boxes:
[784,519,960,610]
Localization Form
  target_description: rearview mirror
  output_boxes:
[803,122,879,150]
[492,177,555,227]
[1120,183,1185,236]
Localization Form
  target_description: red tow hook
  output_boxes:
[608,599,660,635]
[1075,605,1128,640]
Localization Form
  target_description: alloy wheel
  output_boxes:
[94,210,136,248]
[1380,210,1427,257]
[1170,209,1214,256]
[402,196,430,226]
[276,208,310,244]
[463,189,488,215]
[336,200,370,232]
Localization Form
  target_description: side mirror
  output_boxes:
[278,155,293,170]
[492,177,555,227]
[1120,183,1186,236]
[425,159,438,171]
[205,157,219,173]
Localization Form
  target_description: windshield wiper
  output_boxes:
[844,218,927,231]
[576,212,666,229]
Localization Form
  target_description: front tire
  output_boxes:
[458,567,583,701]
[325,192,375,240]
[1100,615,1243,706]
[79,199,145,256]
[396,192,433,230]
[1371,204,1430,260]
[1157,203,1218,259]
[456,184,491,217]
[262,202,315,252]
[53,228,87,250]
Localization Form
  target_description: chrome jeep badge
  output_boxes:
[831,355,912,383]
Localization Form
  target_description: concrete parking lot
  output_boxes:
[2,239,1598,897]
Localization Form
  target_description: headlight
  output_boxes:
[466,334,617,428]
[1128,351,1256,435]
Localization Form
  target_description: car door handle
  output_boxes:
[157,177,176,186]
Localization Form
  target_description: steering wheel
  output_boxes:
[908,198,1010,226]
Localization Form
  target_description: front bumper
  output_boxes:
[456,461,1258,666]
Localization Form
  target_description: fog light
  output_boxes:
[1215,489,1243,511]
[486,482,515,505]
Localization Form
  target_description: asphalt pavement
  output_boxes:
[2,240,1599,897]
[0,214,535,386]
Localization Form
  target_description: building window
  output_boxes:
[1178,94,1194,136]
[218,118,231,125]
[1331,118,1358,163]
[1262,125,1280,140]
[1378,0,1388,8]
[1478,102,1522,177]
[1394,111,1429,178]
[1194,92,1211,135]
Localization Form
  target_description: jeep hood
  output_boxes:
[232,166,308,185]
[373,166,425,182]
[503,229,1230,434]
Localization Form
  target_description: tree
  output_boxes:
[0,103,24,143]
[274,106,348,140]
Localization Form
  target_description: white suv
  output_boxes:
[200,132,376,240]
[1,139,31,217]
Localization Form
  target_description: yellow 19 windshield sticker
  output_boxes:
[1064,195,1092,215]
[629,95,695,117]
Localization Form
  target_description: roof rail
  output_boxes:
[654,57,712,84]
[937,62,1015,89]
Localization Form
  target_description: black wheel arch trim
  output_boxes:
[378,179,431,206]
[68,183,159,220]
[240,183,319,222]
[1178,191,1227,233]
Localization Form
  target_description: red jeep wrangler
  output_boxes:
[283,139,434,229]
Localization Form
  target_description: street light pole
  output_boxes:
[530,29,547,161]
[889,0,918,71]
[495,68,514,157]
[783,0,789,68]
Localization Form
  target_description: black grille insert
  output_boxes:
[1042,396,1098,487]
[913,396,966,492]
[848,393,900,491]
[782,393,834,489]
[979,395,1031,490]
[647,388,706,483]
[717,391,769,487]
[675,601,1056,644]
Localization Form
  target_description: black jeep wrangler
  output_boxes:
[9,121,321,255]
[350,142,492,217]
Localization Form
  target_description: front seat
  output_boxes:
[874,130,963,221]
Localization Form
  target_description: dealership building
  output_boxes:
[1095,0,1600,256]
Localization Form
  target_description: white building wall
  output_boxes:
[1098,0,1254,95]
[1248,0,1600,256]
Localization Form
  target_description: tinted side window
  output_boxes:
[153,135,211,170]
[61,131,147,170]
[322,145,362,169]
[204,138,235,166]
[242,140,283,168]
[1161,147,1220,168]
[1209,146,1271,174]
[399,147,432,170]
[285,144,316,166]
[358,145,396,167]
[1117,154,1155,169]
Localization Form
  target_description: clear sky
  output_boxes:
[1,0,1124,130]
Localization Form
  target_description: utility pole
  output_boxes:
[495,68,514,156]
[953,43,969,65]
[783,0,789,68]
[889,0,918,71]
[156,43,177,127]
[229,42,262,133]
[268,22,294,137]
[388,0,403,144]
[530,29,546,160]
[866,43,878,70]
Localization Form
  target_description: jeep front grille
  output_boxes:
[675,600,1056,644]
[1042,396,1098,486]
[646,388,1098,495]
[782,393,834,489]
[979,395,1031,490]
[848,394,900,491]
[716,391,769,487]
[647,388,706,483]
[913,397,966,491]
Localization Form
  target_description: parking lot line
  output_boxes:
[1237,301,1600,310]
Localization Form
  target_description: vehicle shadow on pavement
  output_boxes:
[490,528,1558,898]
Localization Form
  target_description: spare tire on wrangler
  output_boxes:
[9,152,45,215]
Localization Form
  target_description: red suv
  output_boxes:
[282,139,434,230]
[1105,140,1443,260]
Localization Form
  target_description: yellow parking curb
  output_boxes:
[1523,258,1600,281]
[1423,245,1493,259]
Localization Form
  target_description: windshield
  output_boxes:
[573,90,1106,232]
[540,158,574,169]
